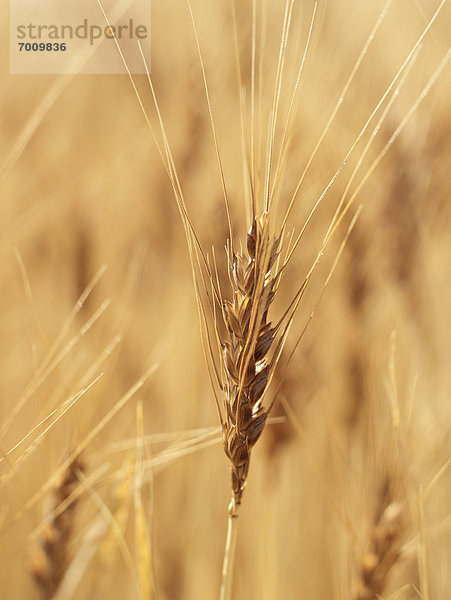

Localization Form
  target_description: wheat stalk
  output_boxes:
[216,212,283,599]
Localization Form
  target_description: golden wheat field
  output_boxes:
[1,1,450,599]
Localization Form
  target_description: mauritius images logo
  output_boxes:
[10,0,151,75]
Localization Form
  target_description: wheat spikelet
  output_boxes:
[30,456,84,600]
[219,212,281,515]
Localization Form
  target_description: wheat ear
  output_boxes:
[30,456,84,600]
[218,213,281,599]
[353,499,402,600]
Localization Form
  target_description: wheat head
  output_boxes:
[29,456,84,600]
[218,213,281,515]
[353,498,402,600]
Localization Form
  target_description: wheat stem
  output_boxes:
[220,503,240,600]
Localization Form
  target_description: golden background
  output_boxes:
[1,1,450,598]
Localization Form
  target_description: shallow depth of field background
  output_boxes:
[1,1,450,598]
